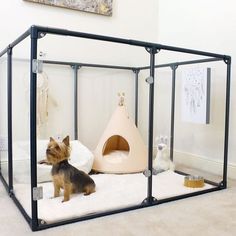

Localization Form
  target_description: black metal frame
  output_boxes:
[0,25,231,231]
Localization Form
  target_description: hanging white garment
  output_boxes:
[37,72,49,130]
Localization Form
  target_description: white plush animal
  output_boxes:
[153,137,175,174]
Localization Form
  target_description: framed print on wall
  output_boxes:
[23,0,113,16]
[181,67,211,124]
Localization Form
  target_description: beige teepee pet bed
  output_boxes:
[93,94,148,173]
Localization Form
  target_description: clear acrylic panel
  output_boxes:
[153,60,227,200]
[36,34,150,224]
[0,58,8,184]
[11,37,32,218]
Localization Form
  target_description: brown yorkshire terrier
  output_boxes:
[46,136,96,202]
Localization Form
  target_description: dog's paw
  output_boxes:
[50,194,60,199]
[62,198,69,203]
[38,159,51,165]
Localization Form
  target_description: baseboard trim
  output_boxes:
[173,150,236,180]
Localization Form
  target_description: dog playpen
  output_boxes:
[0,25,231,231]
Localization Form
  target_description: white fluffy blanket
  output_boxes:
[14,171,213,223]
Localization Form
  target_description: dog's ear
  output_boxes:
[50,137,55,142]
[63,136,70,146]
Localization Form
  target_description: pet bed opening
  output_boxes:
[102,135,130,156]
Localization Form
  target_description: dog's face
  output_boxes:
[46,136,70,165]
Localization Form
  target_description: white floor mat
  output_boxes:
[13,171,214,223]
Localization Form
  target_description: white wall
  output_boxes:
[157,0,236,178]
[0,0,158,47]
[0,0,158,149]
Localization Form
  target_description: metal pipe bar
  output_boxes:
[7,47,13,193]
[146,48,157,203]
[43,60,135,71]
[72,65,79,140]
[170,65,178,162]
[37,203,147,231]
[139,57,223,70]
[0,48,8,58]
[0,57,135,71]
[30,27,39,231]
[1,57,222,73]
[223,58,231,188]
[10,29,31,50]
[155,185,222,205]
[0,29,30,57]
[133,69,140,126]
[11,194,32,225]
[33,25,228,59]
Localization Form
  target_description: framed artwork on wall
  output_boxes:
[181,67,211,124]
[23,0,113,16]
